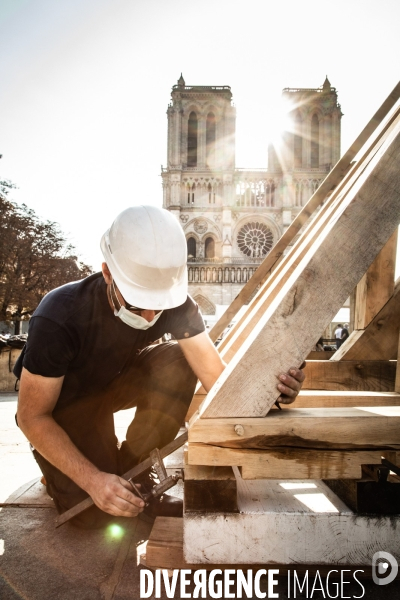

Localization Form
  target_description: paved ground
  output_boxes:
[1,392,399,599]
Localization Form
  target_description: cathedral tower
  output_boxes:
[162,76,342,322]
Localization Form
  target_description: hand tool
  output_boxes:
[55,430,187,528]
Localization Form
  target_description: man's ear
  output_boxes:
[101,262,112,285]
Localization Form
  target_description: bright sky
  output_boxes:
[1,0,399,272]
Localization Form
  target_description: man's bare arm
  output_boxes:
[178,331,305,402]
[178,331,226,392]
[17,367,144,517]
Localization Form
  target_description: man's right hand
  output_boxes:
[87,472,145,517]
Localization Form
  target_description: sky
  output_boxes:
[1,0,400,272]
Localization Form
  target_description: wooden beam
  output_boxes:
[354,229,397,329]
[189,407,400,450]
[333,278,400,360]
[209,82,400,344]
[302,360,396,391]
[144,517,377,575]
[184,465,238,513]
[183,478,400,564]
[197,118,400,419]
[216,109,400,363]
[187,444,396,480]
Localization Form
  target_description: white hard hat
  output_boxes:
[100,206,187,309]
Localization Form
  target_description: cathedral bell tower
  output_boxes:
[161,74,236,217]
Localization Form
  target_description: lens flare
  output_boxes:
[107,524,125,539]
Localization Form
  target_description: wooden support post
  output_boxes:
[333,278,400,360]
[354,229,397,329]
[184,465,238,513]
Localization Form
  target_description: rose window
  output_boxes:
[237,222,273,257]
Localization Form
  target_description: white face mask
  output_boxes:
[109,281,163,330]
[114,305,163,330]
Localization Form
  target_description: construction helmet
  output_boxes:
[100,206,187,309]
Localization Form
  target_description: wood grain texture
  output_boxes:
[354,229,397,329]
[333,277,400,361]
[189,407,400,450]
[209,82,400,344]
[198,120,400,418]
[183,478,400,564]
[145,517,377,575]
[187,443,389,479]
[302,360,396,391]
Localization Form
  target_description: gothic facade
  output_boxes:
[162,75,342,320]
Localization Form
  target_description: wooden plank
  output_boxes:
[198,120,400,419]
[354,229,397,329]
[187,443,390,480]
[144,517,377,576]
[292,390,400,408]
[214,104,400,358]
[302,360,396,391]
[215,113,400,365]
[209,82,400,343]
[333,277,400,360]
[183,478,400,564]
[189,407,400,451]
[184,465,238,513]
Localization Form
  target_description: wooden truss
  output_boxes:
[146,83,400,570]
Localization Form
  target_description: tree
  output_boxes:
[0,191,92,333]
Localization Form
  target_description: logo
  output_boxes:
[372,551,398,586]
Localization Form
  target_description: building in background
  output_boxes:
[162,75,342,323]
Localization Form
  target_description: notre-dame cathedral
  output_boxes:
[162,75,342,321]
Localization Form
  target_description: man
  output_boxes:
[15,206,305,528]
[334,323,343,349]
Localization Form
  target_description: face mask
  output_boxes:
[114,305,163,330]
[109,280,163,330]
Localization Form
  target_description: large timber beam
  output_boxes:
[209,82,400,343]
[333,278,400,361]
[189,407,400,451]
[196,114,400,419]
[353,229,397,329]
[187,444,399,480]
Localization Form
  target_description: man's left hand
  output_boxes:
[276,363,306,405]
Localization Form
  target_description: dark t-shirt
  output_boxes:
[14,272,204,406]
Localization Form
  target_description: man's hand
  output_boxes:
[86,472,145,517]
[276,363,306,405]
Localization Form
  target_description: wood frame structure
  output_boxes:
[152,84,400,571]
